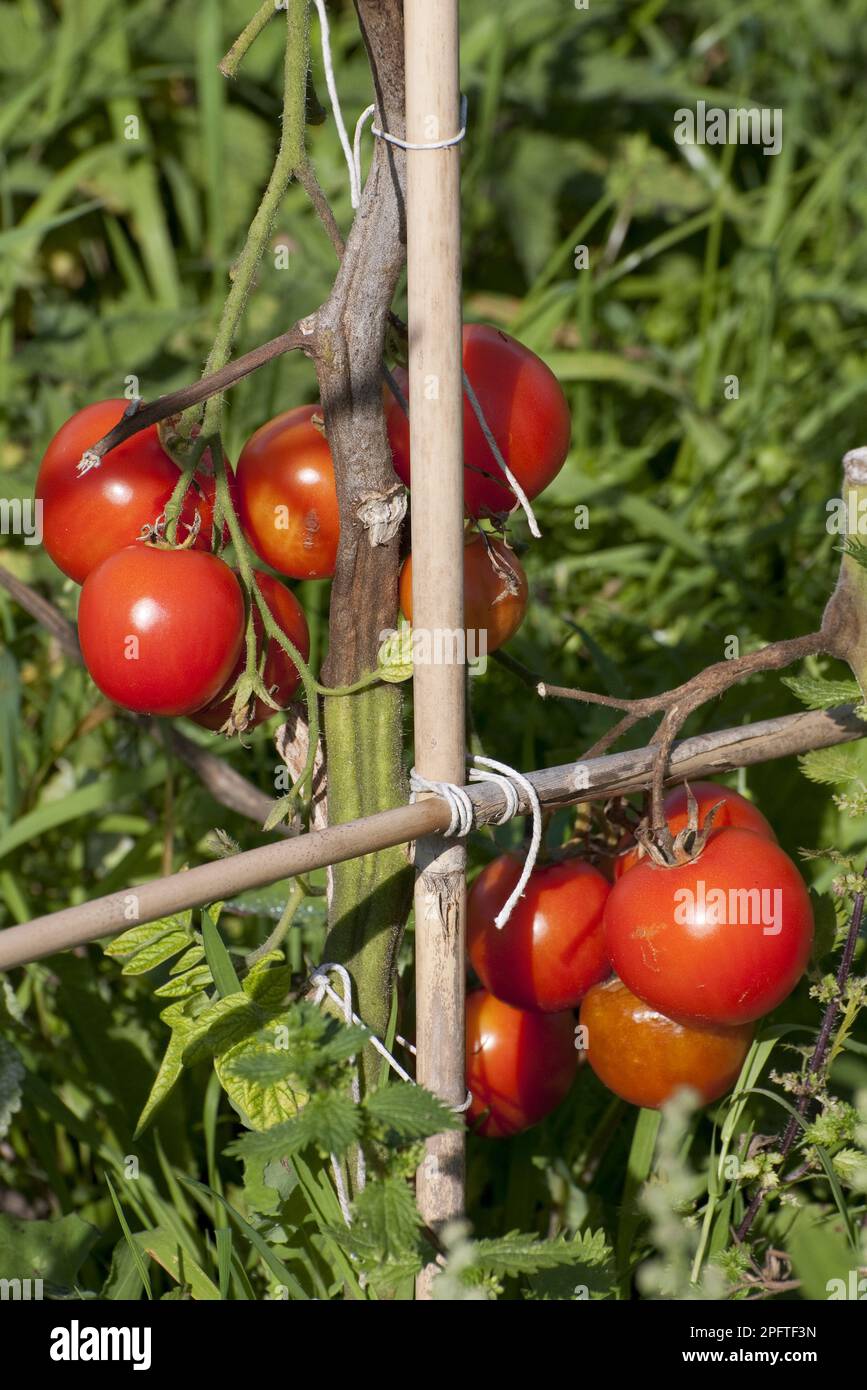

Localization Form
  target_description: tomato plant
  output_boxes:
[78,546,245,717]
[579,976,753,1109]
[614,780,776,877]
[465,988,577,1138]
[36,399,227,583]
[604,827,814,1025]
[193,571,310,731]
[468,854,610,1011]
[386,324,571,520]
[236,404,339,580]
[399,532,528,655]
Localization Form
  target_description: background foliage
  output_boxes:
[1,0,866,1298]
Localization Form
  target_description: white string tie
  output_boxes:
[461,371,541,538]
[312,0,363,208]
[410,756,543,929]
[351,96,468,208]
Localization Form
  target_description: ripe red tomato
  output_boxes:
[399,533,528,655]
[193,572,310,731]
[468,855,611,1011]
[78,547,245,717]
[613,781,776,878]
[579,976,753,1110]
[604,828,814,1026]
[36,399,229,583]
[466,989,577,1138]
[236,405,339,579]
[386,324,571,520]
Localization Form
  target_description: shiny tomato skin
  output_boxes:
[604,828,814,1026]
[399,533,528,654]
[579,976,753,1110]
[236,405,339,579]
[78,547,245,717]
[613,781,776,878]
[466,989,577,1138]
[193,571,310,731]
[386,324,571,519]
[36,400,226,583]
[468,855,611,1011]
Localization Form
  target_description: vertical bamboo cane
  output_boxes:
[404,0,466,1297]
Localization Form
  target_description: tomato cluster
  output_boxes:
[465,781,813,1138]
[36,399,316,722]
[38,326,562,718]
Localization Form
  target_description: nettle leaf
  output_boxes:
[226,1090,360,1156]
[364,1083,461,1139]
[781,674,861,710]
[0,1039,25,1140]
[799,741,867,787]
[471,1228,614,1279]
[352,1177,421,1261]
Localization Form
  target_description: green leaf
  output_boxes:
[0,1212,99,1286]
[352,1177,422,1261]
[364,1083,461,1139]
[799,741,867,786]
[104,913,193,962]
[224,1084,356,1151]
[120,930,193,976]
[0,1039,25,1140]
[133,1227,220,1301]
[201,904,240,998]
[474,1228,613,1279]
[134,1028,188,1138]
[781,674,861,710]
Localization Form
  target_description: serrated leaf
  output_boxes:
[226,1089,359,1154]
[781,674,861,710]
[0,1039,24,1139]
[364,1083,461,1139]
[472,1228,614,1279]
[799,742,866,786]
[351,1177,421,1261]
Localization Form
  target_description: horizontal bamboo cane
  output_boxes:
[0,702,861,972]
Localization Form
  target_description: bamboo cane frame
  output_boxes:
[0,702,861,973]
[403,0,468,1291]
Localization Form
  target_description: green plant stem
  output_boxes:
[245,878,307,967]
[182,0,310,442]
[220,0,280,79]
[322,688,413,1085]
